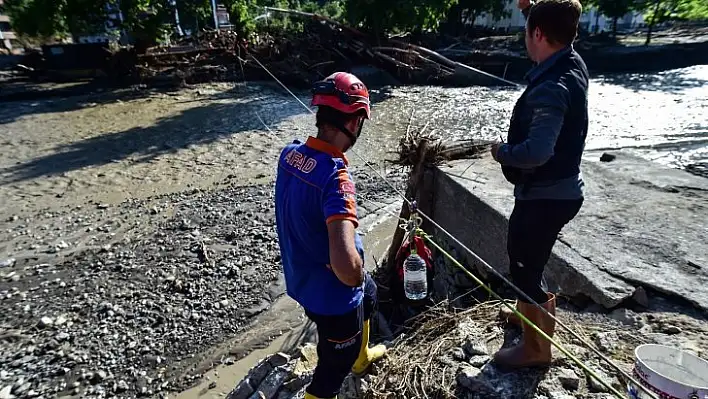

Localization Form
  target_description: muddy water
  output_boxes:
[368,64,708,170]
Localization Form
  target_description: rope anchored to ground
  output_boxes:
[238,43,659,399]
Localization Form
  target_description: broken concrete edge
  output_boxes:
[426,162,639,310]
[228,347,317,399]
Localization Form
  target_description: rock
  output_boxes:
[662,325,682,334]
[593,331,619,353]
[39,317,54,328]
[228,378,254,399]
[268,353,290,368]
[457,366,494,393]
[556,368,580,391]
[0,386,12,399]
[451,347,467,361]
[468,355,491,368]
[587,370,617,393]
[249,361,273,389]
[0,259,16,268]
[208,381,217,390]
[97,204,110,209]
[610,308,645,328]
[55,332,70,341]
[548,392,575,399]
[462,338,487,356]
[91,371,107,384]
[14,382,30,396]
[54,315,68,326]
[600,153,616,162]
[631,287,650,308]
[282,376,309,394]
[250,367,289,399]
[116,380,129,393]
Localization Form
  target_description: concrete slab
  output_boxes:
[428,151,708,311]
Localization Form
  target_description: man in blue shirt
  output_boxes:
[491,0,588,369]
[275,72,386,399]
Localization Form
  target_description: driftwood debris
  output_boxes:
[124,8,514,88]
[383,131,491,273]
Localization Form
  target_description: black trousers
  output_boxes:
[507,199,583,304]
[304,273,378,398]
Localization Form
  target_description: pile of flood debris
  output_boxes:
[134,15,464,88]
[228,297,708,399]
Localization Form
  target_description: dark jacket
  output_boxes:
[496,47,589,199]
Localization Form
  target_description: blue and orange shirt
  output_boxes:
[274,136,365,316]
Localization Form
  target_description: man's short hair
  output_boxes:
[527,0,582,46]
[316,105,362,131]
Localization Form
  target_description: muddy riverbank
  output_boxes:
[0,61,705,398]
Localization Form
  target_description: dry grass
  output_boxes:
[389,128,491,169]
[364,301,501,399]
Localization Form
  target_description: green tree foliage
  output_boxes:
[445,0,511,35]
[345,0,459,35]
[641,0,708,44]
[584,0,641,36]
[4,0,107,40]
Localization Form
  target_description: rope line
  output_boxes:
[420,231,626,398]
[238,49,657,399]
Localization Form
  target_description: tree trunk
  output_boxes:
[645,0,662,46]
[594,10,600,34]
[612,16,618,37]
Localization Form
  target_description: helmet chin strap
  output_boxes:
[324,118,364,148]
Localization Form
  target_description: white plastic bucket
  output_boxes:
[627,344,708,399]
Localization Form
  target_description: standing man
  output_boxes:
[274,72,386,399]
[490,0,588,369]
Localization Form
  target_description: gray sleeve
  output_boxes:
[495,80,570,168]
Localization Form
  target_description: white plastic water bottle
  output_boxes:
[404,253,428,300]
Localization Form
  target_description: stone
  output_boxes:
[462,338,487,356]
[208,381,217,390]
[250,367,289,399]
[468,355,491,368]
[457,366,494,393]
[548,393,575,399]
[0,259,15,268]
[116,380,129,392]
[249,361,274,388]
[587,370,617,394]
[593,332,619,353]
[228,378,254,399]
[0,386,12,399]
[91,371,107,384]
[267,353,290,368]
[55,332,70,341]
[662,325,682,335]
[556,368,580,391]
[610,309,645,328]
[451,347,466,361]
[39,317,54,328]
[631,286,650,308]
[282,375,309,393]
[599,153,617,162]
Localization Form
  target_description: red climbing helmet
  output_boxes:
[311,72,371,119]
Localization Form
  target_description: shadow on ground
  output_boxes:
[0,89,300,185]
[0,83,395,186]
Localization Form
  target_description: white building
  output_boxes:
[472,2,645,33]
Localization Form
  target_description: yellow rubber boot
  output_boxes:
[304,393,336,399]
[351,320,387,376]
